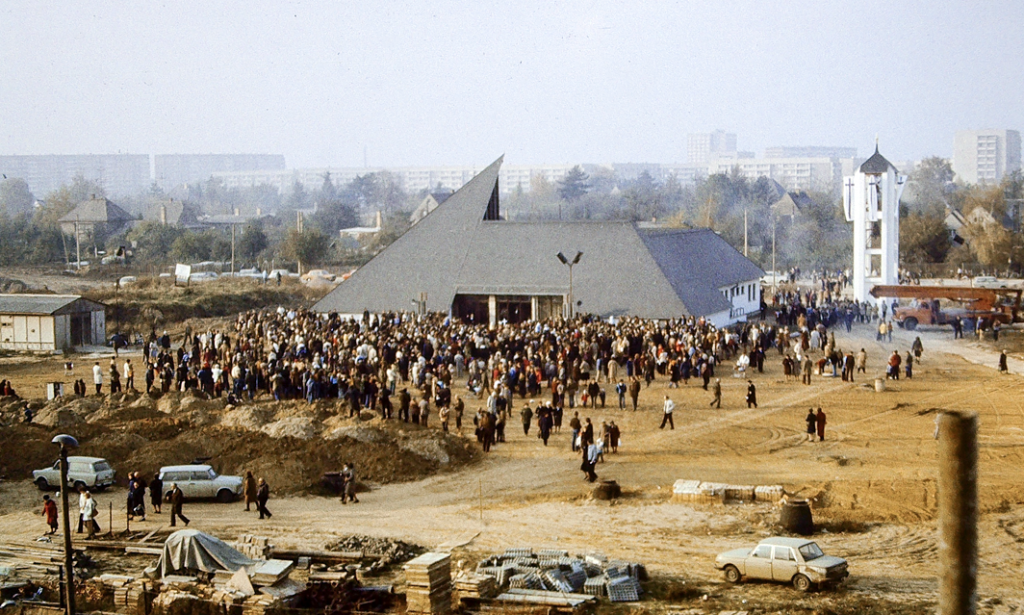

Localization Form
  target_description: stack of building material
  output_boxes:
[403,552,451,615]
[233,535,273,560]
[494,588,596,607]
[250,559,295,585]
[471,549,645,603]
[452,572,498,599]
[754,485,785,501]
[673,479,785,503]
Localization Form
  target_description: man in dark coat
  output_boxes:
[256,478,272,519]
[745,381,758,408]
[805,409,817,442]
[815,408,827,441]
[169,484,189,527]
[520,402,533,436]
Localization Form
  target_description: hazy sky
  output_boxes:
[2,1,1022,168]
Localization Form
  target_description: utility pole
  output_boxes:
[75,217,81,270]
[938,411,978,615]
[771,215,777,289]
[230,224,236,276]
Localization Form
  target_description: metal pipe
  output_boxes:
[938,410,978,615]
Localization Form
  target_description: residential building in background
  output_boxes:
[687,130,737,164]
[763,146,857,159]
[707,156,840,192]
[0,154,150,197]
[952,129,1021,185]
[154,154,286,189]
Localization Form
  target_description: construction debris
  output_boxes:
[471,548,645,603]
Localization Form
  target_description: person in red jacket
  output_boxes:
[42,495,58,535]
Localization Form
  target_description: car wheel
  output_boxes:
[793,574,813,592]
[904,317,917,331]
[723,565,741,583]
[216,489,235,503]
[35,477,51,490]
[73,481,87,491]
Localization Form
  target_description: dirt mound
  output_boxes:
[32,404,85,429]
[261,417,319,439]
[220,405,277,430]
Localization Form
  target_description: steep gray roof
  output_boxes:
[0,294,105,315]
[859,146,897,174]
[313,157,763,319]
[58,197,133,224]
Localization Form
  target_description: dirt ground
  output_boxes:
[2,319,1024,613]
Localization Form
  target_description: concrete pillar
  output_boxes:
[531,297,539,322]
[488,295,497,329]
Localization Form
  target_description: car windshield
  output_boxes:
[207,468,218,479]
[93,461,111,472]
[798,543,824,560]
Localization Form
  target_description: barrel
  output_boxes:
[875,378,886,392]
[593,479,622,500]
[780,499,814,535]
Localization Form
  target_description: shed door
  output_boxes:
[13,316,27,344]
[26,316,41,346]
[41,317,55,347]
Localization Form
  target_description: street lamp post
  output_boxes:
[556,251,583,319]
[52,434,79,615]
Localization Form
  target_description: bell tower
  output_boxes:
[842,143,906,303]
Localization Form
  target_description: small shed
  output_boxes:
[0,294,106,351]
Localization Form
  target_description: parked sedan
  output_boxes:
[300,269,336,284]
[33,456,116,491]
[157,465,243,502]
[715,537,849,591]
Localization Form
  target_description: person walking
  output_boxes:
[615,380,627,409]
[93,361,103,395]
[123,359,135,391]
[801,355,813,385]
[805,409,817,442]
[42,495,58,535]
[904,351,914,379]
[856,348,867,374]
[520,401,533,436]
[815,407,827,441]
[538,406,553,446]
[82,492,99,537]
[999,350,1009,373]
[911,337,924,362]
[169,483,189,527]
[660,395,675,430]
[341,463,359,504]
[77,486,88,533]
[243,471,258,512]
[569,412,582,452]
[256,478,272,519]
[150,472,163,514]
[745,380,758,408]
[709,378,721,409]
[628,377,641,411]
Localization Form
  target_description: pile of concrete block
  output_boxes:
[673,479,784,503]
[452,572,498,599]
[233,535,273,560]
[473,548,645,603]
[403,552,452,615]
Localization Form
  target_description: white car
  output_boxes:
[236,268,264,279]
[761,271,784,285]
[33,456,116,491]
[189,272,219,283]
[269,269,296,280]
[973,276,1007,289]
[158,465,243,502]
[118,276,137,286]
[301,269,337,284]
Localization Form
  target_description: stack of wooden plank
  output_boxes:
[453,572,497,600]
[0,540,68,581]
[403,552,451,615]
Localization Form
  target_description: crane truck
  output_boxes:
[869,285,1023,331]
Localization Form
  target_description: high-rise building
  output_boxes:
[687,130,737,164]
[0,154,150,197]
[154,154,286,189]
[952,129,1021,185]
